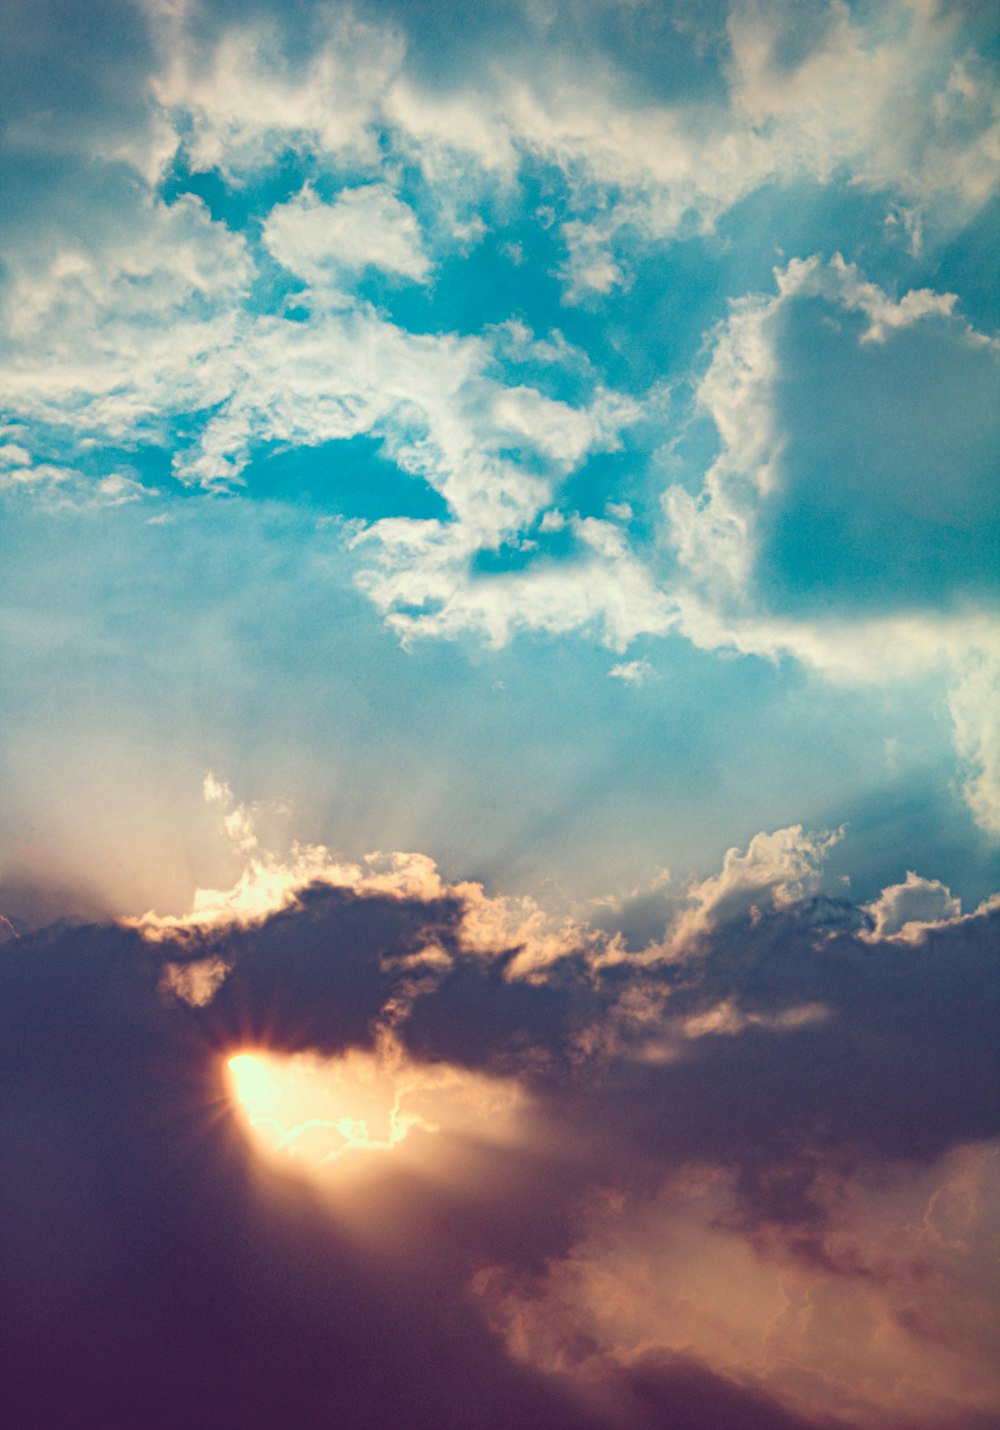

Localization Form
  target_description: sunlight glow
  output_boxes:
[225,1040,525,1184]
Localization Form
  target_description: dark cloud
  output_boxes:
[0,912,603,1430]
[541,903,1000,1244]
[2,883,998,1428]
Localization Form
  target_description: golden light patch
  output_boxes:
[225,1040,525,1185]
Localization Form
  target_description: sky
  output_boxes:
[1,1,998,1427]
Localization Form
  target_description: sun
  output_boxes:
[224,1039,525,1185]
[227,1054,275,1111]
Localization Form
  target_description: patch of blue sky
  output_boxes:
[4,470,995,914]
[240,433,451,520]
[579,233,732,392]
[383,204,730,406]
[69,443,175,492]
[931,194,1000,333]
[822,770,1000,912]
[469,521,576,576]
[576,0,732,107]
[364,0,521,85]
[714,178,925,293]
[352,234,534,331]
[159,151,305,236]
[0,0,152,159]
[756,296,1000,616]
[553,446,664,552]
[382,166,568,336]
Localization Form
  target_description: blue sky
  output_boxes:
[2,4,999,1428]
[2,0,997,928]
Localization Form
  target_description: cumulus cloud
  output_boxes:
[129,771,447,942]
[126,779,999,1034]
[862,870,1000,944]
[661,824,841,957]
[262,183,431,286]
[130,774,603,981]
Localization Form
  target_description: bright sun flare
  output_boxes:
[225,1043,524,1180]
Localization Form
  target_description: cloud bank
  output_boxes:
[3,812,997,1429]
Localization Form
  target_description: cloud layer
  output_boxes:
[3,818,997,1429]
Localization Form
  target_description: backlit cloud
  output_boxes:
[3,807,997,1427]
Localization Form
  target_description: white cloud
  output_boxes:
[127,0,999,308]
[725,0,1000,216]
[164,304,632,520]
[680,997,830,1040]
[776,252,958,343]
[608,658,654,685]
[0,192,250,442]
[1,192,250,347]
[862,870,1000,944]
[385,77,520,181]
[863,871,960,940]
[356,512,674,650]
[0,443,31,468]
[263,183,431,286]
[663,824,840,957]
[0,451,155,511]
[150,6,402,180]
[949,647,1000,838]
